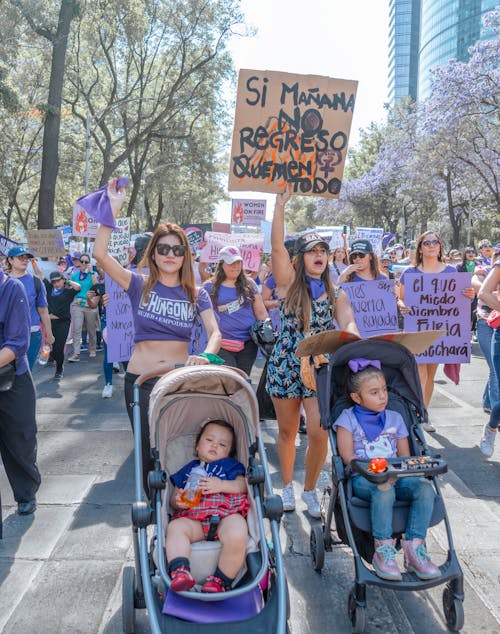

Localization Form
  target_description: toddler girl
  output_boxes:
[166,419,250,593]
[334,359,441,581]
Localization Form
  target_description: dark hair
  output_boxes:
[195,419,236,458]
[345,252,383,282]
[413,230,444,266]
[346,366,385,399]
[209,262,255,308]
[460,245,476,268]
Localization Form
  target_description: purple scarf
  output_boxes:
[353,404,386,441]
[305,275,326,300]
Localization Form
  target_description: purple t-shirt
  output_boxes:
[203,280,258,341]
[350,272,388,282]
[399,264,456,287]
[334,407,408,460]
[17,273,47,329]
[126,272,212,343]
[170,458,245,488]
[264,272,277,295]
[0,274,30,375]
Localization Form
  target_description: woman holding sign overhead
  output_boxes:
[398,231,475,432]
[265,189,358,518]
[93,179,221,485]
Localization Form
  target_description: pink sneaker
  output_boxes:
[402,538,441,579]
[373,539,402,581]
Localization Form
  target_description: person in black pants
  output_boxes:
[43,271,81,380]
[0,267,41,515]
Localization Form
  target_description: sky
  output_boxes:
[218,0,389,221]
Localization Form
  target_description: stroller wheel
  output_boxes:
[348,588,366,634]
[310,525,325,571]
[122,566,137,634]
[443,585,464,632]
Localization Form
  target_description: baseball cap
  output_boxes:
[8,246,34,259]
[478,239,492,249]
[49,270,64,282]
[393,243,404,250]
[349,239,373,255]
[381,251,392,261]
[219,245,243,264]
[294,232,329,254]
[72,251,82,260]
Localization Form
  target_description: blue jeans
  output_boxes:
[27,329,43,370]
[476,318,499,409]
[352,475,435,541]
[489,327,500,429]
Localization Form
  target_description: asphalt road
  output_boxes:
[0,346,499,633]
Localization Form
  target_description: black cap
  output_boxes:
[49,270,64,281]
[294,232,329,255]
[349,239,373,255]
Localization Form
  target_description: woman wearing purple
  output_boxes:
[93,178,221,482]
[203,246,268,376]
[336,239,387,285]
[0,267,41,515]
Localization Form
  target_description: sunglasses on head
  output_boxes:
[350,252,367,260]
[422,239,440,247]
[155,243,187,257]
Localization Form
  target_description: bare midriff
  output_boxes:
[126,339,190,374]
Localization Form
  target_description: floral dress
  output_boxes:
[265,297,336,399]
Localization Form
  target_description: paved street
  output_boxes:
[1,347,499,633]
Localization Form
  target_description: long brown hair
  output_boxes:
[413,230,444,266]
[138,223,196,305]
[209,261,255,308]
[345,253,383,282]
[284,253,336,331]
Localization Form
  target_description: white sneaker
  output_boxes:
[422,421,436,433]
[281,482,295,512]
[480,424,496,458]
[102,383,113,399]
[302,489,321,518]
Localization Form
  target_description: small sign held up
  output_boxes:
[26,229,66,258]
[231,199,267,226]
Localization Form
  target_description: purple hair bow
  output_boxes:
[348,358,381,373]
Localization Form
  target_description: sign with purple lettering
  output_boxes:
[341,279,398,337]
[200,231,264,272]
[0,233,18,256]
[105,273,135,363]
[402,272,472,363]
[231,199,267,226]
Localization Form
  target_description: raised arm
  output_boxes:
[478,265,500,311]
[92,179,132,291]
[271,188,294,293]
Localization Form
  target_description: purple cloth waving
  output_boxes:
[76,178,128,229]
[348,358,381,373]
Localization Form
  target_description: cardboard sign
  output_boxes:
[181,224,211,253]
[231,199,267,226]
[354,227,384,255]
[105,273,135,363]
[0,233,19,256]
[402,272,472,364]
[73,202,99,238]
[200,231,264,271]
[341,279,398,337]
[108,218,130,266]
[228,69,357,197]
[26,229,66,258]
[212,222,231,234]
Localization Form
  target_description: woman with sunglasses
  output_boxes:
[93,179,221,483]
[336,239,387,284]
[457,246,479,340]
[265,190,358,518]
[398,231,475,431]
[68,254,98,362]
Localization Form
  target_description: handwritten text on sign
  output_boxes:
[105,273,135,363]
[341,279,398,337]
[26,229,66,258]
[403,272,472,364]
[228,69,358,197]
[200,231,264,272]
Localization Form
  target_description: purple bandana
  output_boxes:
[348,358,381,373]
[76,177,128,230]
[353,404,386,441]
[305,275,326,300]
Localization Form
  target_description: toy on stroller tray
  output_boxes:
[297,331,465,634]
[121,364,289,634]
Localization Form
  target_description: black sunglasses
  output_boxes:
[80,259,90,263]
[465,249,476,254]
[155,244,187,257]
[421,239,440,247]
[349,252,367,261]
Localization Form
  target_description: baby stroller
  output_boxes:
[301,336,464,633]
[122,364,288,634]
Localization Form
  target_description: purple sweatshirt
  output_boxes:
[0,270,30,375]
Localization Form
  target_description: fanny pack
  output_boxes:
[0,362,16,392]
[487,310,500,329]
[220,338,245,353]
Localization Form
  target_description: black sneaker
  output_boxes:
[299,415,307,434]
[54,372,63,380]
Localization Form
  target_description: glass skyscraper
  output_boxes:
[388,0,421,103]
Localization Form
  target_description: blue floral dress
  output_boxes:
[265,297,336,399]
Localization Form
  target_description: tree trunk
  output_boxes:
[445,172,461,248]
[37,0,78,229]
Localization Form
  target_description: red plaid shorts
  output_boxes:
[172,493,250,539]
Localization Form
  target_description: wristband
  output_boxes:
[198,352,225,365]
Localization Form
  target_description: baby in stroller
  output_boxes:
[166,419,250,594]
[334,358,441,582]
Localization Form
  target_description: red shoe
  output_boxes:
[201,575,226,593]
[170,566,195,592]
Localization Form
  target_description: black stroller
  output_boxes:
[299,335,464,633]
[122,364,288,634]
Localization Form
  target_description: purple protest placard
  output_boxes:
[0,233,19,256]
[105,273,135,363]
[402,272,472,364]
[341,279,398,337]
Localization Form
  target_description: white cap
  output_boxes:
[219,246,243,264]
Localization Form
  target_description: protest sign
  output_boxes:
[105,273,135,362]
[316,225,349,250]
[200,231,264,271]
[212,222,231,234]
[26,229,66,258]
[260,220,272,253]
[73,202,99,238]
[402,272,472,363]
[56,224,72,246]
[341,279,398,337]
[228,69,357,197]
[108,217,130,266]
[181,223,211,254]
[0,233,19,256]
[231,199,267,226]
[354,227,384,255]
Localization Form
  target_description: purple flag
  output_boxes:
[76,178,128,230]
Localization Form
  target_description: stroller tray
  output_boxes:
[350,456,447,483]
